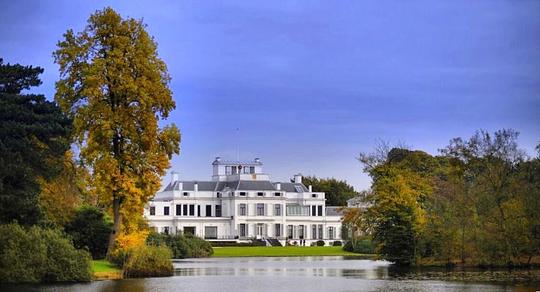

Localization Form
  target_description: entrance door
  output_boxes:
[256,224,264,238]
[183,226,196,236]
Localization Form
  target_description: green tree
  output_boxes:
[54,7,180,256]
[65,206,112,259]
[0,59,72,225]
[300,176,358,206]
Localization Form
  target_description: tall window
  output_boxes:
[250,166,255,174]
[256,203,265,216]
[274,224,281,237]
[206,205,212,217]
[216,205,222,217]
[176,204,181,216]
[183,204,188,216]
[239,204,246,216]
[163,226,169,234]
[312,225,317,239]
[328,227,335,240]
[298,225,305,239]
[318,205,323,216]
[274,204,281,216]
[287,225,293,239]
[318,225,323,239]
[231,166,237,174]
[189,204,195,216]
[164,206,169,216]
[239,224,247,237]
[150,206,155,216]
[197,205,201,217]
[226,166,232,175]
[311,205,316,216]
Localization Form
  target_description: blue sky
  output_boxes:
[1,1,539,190]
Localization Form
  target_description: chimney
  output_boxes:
[171,171,179,182]
[215,156,221,163]
[294,173,302,184]
[194,181,199,192]
[276,183,281,191]
[254,158,261,164]
[308,185,312,192]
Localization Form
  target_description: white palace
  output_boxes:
[144,157,343,245]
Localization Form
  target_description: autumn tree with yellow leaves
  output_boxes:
[54,7,180,256]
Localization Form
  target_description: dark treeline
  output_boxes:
[345,130,540,266]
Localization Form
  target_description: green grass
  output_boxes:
[91,259,121,273]
[212,246,365,257]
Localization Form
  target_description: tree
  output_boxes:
[65,206,112,259]
[54,7,180,256]
[300,176,358,206]
[0,59,72,225]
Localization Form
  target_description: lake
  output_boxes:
[2,256,539,291]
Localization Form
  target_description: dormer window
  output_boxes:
[257,192,264,197]
[294,185,304,193]
[239,192,246,196]
[183,192,189,196]
[274,192,281,197]
[312,194,317,198]
[217,192,222,198]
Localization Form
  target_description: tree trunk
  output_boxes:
[106,196,122,258]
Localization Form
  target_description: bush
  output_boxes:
[65,206,112,259]
[316,240,325,246]
[0,223,92,283]
[146,232,213,258]
[332,241,342,246]
[123,245,173,278]
[343,238,375,254]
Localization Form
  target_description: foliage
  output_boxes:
[0,59,72,226]
[212,246,357,257]
[146,232,214,258]
[332,241,343,246]
[108,230,150,267]
[300,176,358,206]
[315,240,325,246]
[358,130,540,266]
[65,206,112,259]
[122,245,173,278]
[54,7,180,255]
[0,223,92,283]
[343,238,375,254]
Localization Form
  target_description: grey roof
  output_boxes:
[163,181,218,192]
[326,207,343,216]
[275,182,309,193]
[237,180,276,191]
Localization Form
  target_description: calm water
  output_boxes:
[2,256,539,292]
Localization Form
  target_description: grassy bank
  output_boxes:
[212,246,370,257]
[91,260,123,280]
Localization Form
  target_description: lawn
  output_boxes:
[212,246,366,257]
[91,260,122,280]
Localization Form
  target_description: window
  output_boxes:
[206,205,212,217]
[286,204,310,216]
[231,166,237,174]
[239,204,246,216]
[274,224,281,237]
[318,225,323,239]
[256,203,265,216]
[311,193,317,198]
[197,205,201,217]
[287,225,293,239]
[250,166,255,174]
[239,224,247,237]
[189,204,195,216]
[164,206,169,216]
[318,205,323,217]
[183,204,188,216]
[204,226,217,239]
[183,192,189,196]
[257,192,264,197]
[226,166,232,175]
[176,204,181,216]
[312,225,317,239]
[298,225,305,239]
[150,206,155,216]
[163,226,169,235]
[217,192,222,198]
[216,205,222,217]
[311,205,316,216]
[274,204,282,216]
[294,185,304,193]
[274,192,281,197]
[328,227,335,240]
[239,192,246,196]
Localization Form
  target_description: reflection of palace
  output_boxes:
[145,157,343,245]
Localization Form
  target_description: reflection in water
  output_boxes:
[1,256,539,292]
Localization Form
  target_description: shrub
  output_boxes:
[123,245,173,278]
[316,240,325,246]
[65,206,112,259]
[146,232,213,258]
[343,238,375,254]
[332,241,342,246]
[0,223,92,283]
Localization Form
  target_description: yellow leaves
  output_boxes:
[115,229,149,251]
